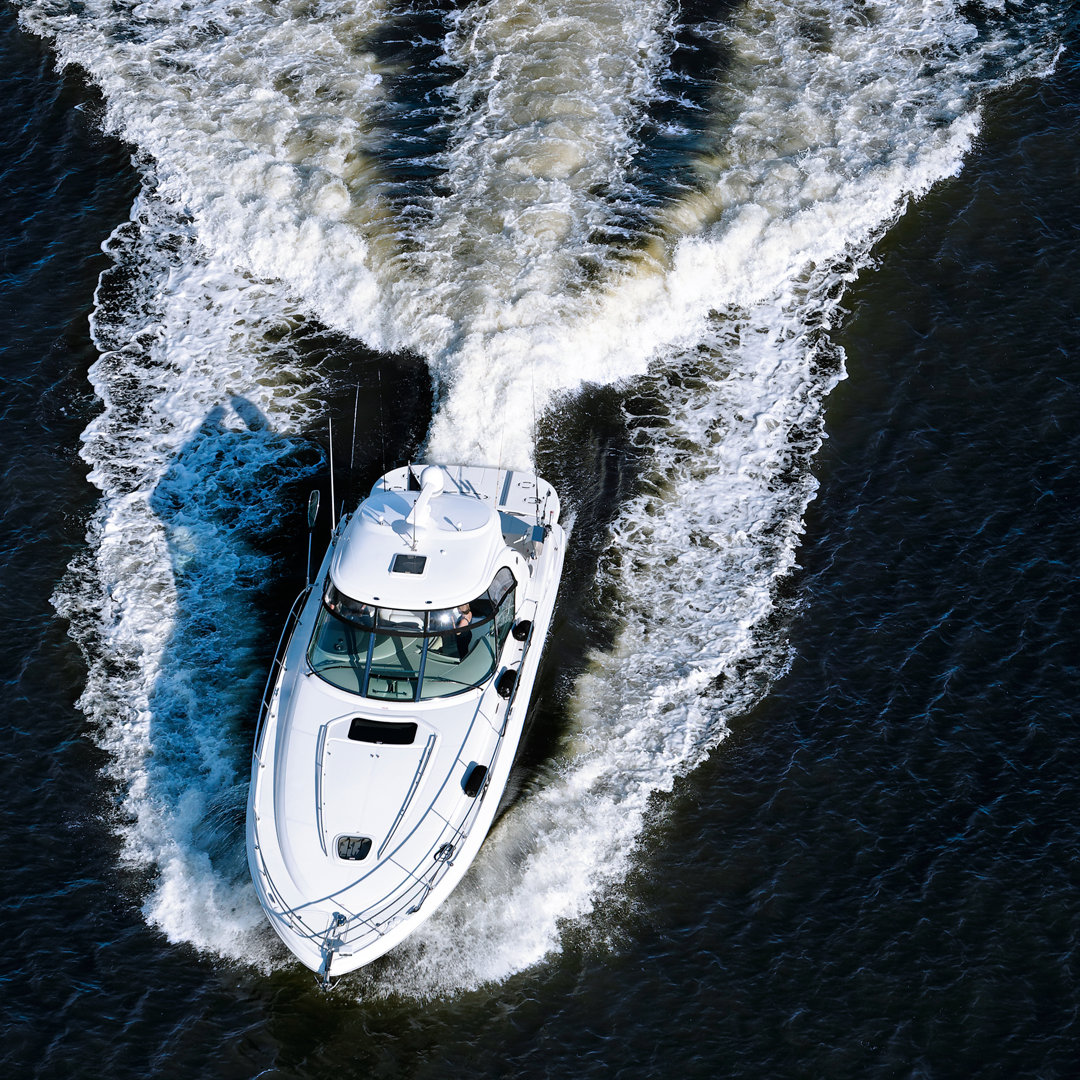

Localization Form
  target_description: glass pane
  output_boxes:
[366,631,424,700]
[496,587,515,646]
[307,606,371,694]
[324,582,374,627]
[427,606,458,638]
[489,567,516,608]
[376,607,426,633]
[419,616,498,700]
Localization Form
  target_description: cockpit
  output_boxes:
[307,567,517,701]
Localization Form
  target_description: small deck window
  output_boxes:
[337,836,372,861]
[347,718,417,744]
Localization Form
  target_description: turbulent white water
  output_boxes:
[52,190,326,962]
[25,0,1061,992]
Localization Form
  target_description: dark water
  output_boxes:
[3,4,1080,1078]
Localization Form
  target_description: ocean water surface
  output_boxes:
[1,1,1078,1076]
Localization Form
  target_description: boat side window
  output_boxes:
[323,581,373,627]
[418,569,517,701]
[488,567,515,608]
[489,567,516,647]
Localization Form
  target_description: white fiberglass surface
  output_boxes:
[319,736,428,854]
[25,0,1063,992]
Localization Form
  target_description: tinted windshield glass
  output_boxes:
[323,581,374,627]
[310,575,516,699]
[308,610,372,694]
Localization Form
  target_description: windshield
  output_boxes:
[308,568,516,700]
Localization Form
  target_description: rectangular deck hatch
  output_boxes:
[391,553,427,575]
[337,836,372,861]
[347,717,418,745]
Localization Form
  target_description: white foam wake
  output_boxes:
[21,0,681,467]
[18,0,393,342]
[373,291,847,996]
[370,1,1063,994]
[53,190,322,962]
[23,0,1062,989]
[388,0,678,461]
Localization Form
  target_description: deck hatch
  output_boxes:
[337,836,372,861]
[391,553,427,575]
[347,718,418,745]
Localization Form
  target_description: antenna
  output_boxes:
[495,424,505,507]
[377,367,387,477]
[328,415,337,532]
[350,383,360,499]
[531,370,540,526]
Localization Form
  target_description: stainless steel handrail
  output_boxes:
[252,586,310,760]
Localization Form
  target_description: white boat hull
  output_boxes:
[246,465,565,978]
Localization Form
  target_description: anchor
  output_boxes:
[317,911,348,991]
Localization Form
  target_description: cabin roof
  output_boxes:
[329,484,505,609]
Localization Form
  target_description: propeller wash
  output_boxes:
[23,0,1061,993]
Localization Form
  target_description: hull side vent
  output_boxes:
[463,764,488,798]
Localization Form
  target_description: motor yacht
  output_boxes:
[246,463,565,981]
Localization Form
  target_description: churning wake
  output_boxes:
[23,0,1061,992]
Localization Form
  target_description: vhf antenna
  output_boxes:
[328,415,337,533]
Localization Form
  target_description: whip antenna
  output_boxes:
[377,367,387,477]
[328,415,337,533]
[532,372,540,524]
[350,383,360,500]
